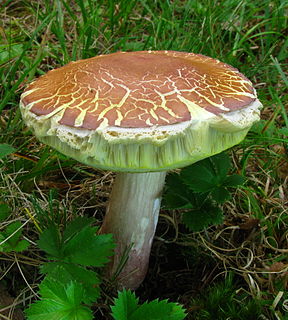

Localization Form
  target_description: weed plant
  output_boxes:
[0,0,287,319]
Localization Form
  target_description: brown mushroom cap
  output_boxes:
[21,51,256,129]
[20,51,262,172]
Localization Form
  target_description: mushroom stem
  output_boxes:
[101,171,167,289]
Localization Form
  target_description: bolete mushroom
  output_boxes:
[20,51,262,289]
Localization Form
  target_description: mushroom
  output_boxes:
[20,51,262,289]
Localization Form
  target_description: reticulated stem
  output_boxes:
[101,171,167,289]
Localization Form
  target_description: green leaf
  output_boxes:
[163,173,204,209]
[63,216,94,242]
[34,217,115,310]
[164,191,193,209]
[164,153,239,231]
[0,221,29,252]
[39,219,115,267]
[37,225,62,259]
[63,225,115,267]
[0,144,16,159]
[0,233,6,251]
[131,299,186,320]
[223,174,245,187]
[210,187,231,203]
[180,152,231,193]
[181,163,218,193]
[11,239,30,252]
[163,178,189,209]
[182,205,223,232]
[41,262,101,303]
[111,289,186,320]
[25,278,93,320]
[165,173,189,195]
[111,289,139,319]
[209,152,231,179]
[0,203,11,221]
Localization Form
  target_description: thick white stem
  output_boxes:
[101,171,167,289]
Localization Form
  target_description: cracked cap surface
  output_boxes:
[21,51,256,130]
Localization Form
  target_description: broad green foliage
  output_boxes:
[0,203,29,252]
[37,217,115,267]
[180,152,245,202]
[41,262,101,304]
[164,152,244,231]
[25,278,93,320]
[182,205,223,233]
[25,217,187,318]
[111,289,186,320]
[37,217,115,303]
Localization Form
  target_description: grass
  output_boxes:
[0,0,287,319]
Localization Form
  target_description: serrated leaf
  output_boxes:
[223,174,245,187]
[165,173,188,194]
[111,289,139,319]
[37,225,62,258]
[25,278,93,320]
[131,299,186,320]
[181,163,218,193]
[163,191,192,209]
[63,226,115,267]
[180,152,231,193]
[182,206,223,232]
[164,173,210,209]
[41,262,101,303]
[38,219,114,268]
[63,216,95,242]
[209,152,231,178]
[111,289,186,320]
[0,144,16,159]
[163,173,195,209]
[211,187,231,203]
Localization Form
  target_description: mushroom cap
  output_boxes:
[20,51,262,172]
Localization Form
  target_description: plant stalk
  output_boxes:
[101,171,167,289]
